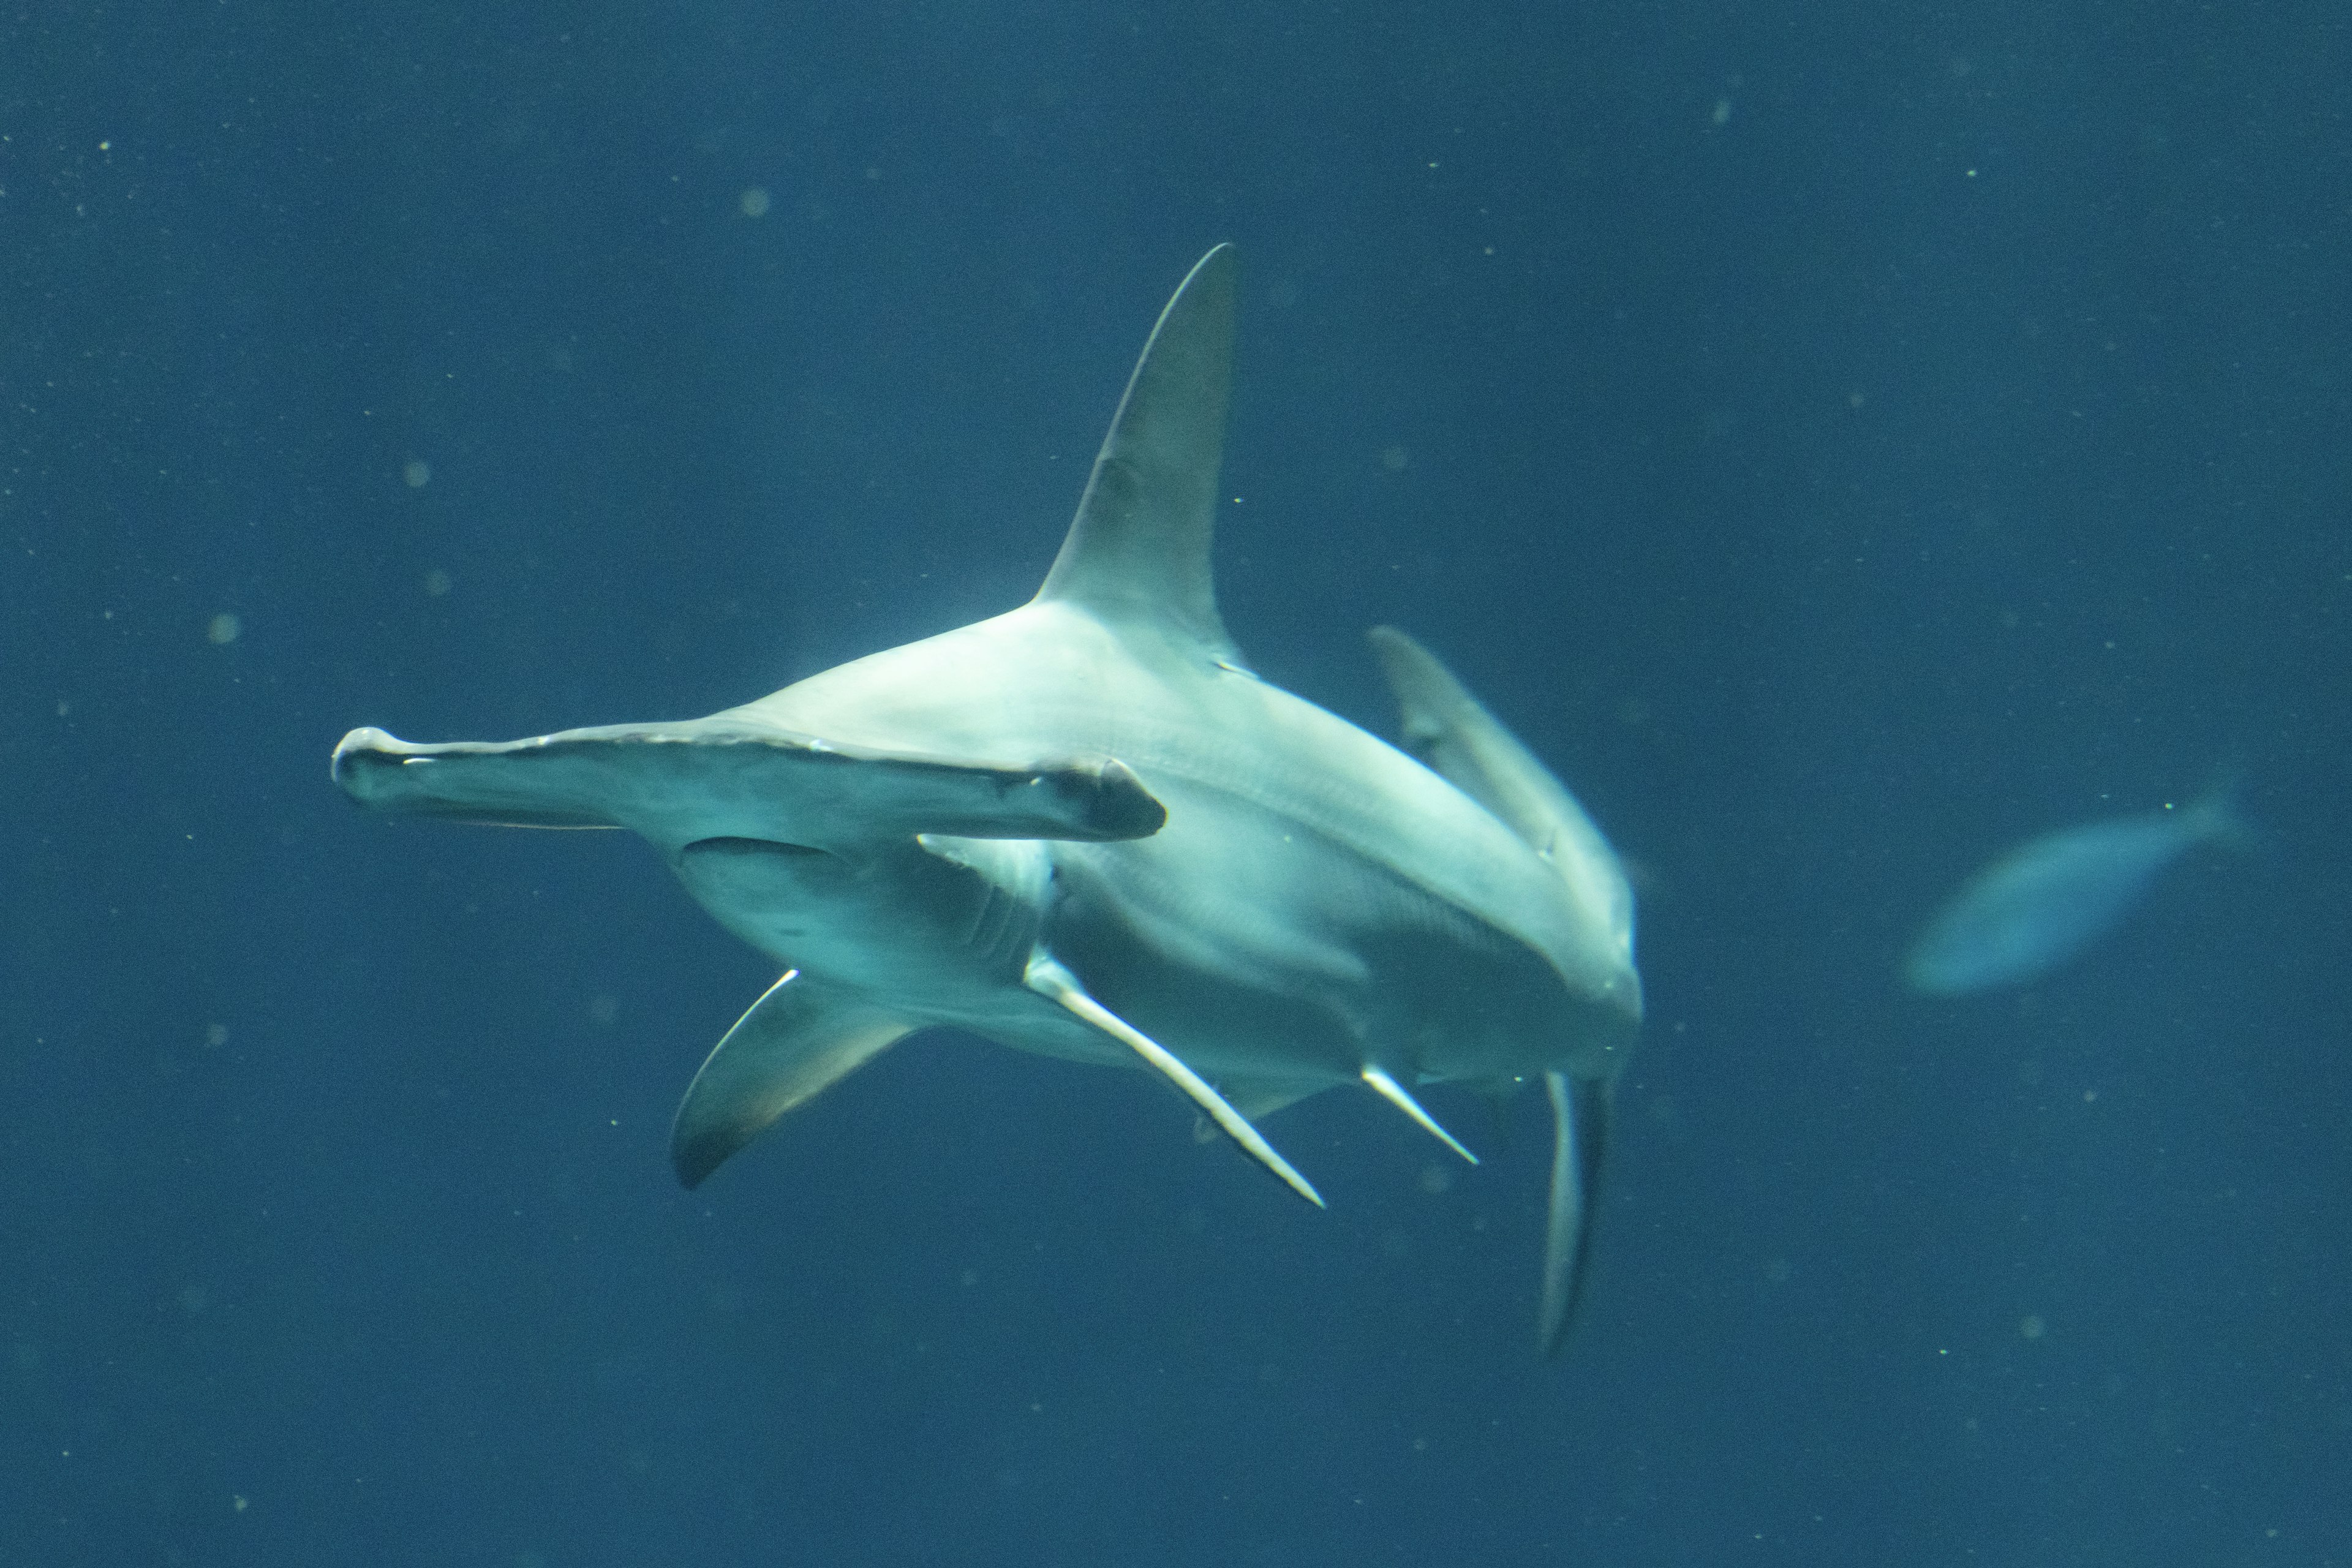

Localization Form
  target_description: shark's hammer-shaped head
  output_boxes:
[331,245,1643,1357]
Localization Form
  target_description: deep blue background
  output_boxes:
[6,3,2347,1564]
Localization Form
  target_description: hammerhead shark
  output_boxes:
[333,246,1642,1352]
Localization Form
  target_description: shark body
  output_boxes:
[334,247,1642,1351]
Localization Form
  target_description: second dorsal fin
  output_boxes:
[1034,245,1239,662]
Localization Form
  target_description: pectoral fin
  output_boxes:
[332,722,1164,848]
[1025,955,1324,1208]
[670,970,913,1189]
[1539,1070,1613,1356]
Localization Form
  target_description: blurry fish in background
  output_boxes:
[1904,783,2247,997]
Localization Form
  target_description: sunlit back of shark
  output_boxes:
[332,247,1643,1353]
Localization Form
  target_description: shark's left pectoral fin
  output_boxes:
[1024,954,1324,1208]
[333,723,1165,847]
[1539,1070,1614,1355]
[670,970,914,1189]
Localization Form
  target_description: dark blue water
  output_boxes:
[6,4,2346,1564]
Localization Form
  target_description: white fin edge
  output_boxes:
[1025,954,1324,1208]
[1360,1066,1479,1165]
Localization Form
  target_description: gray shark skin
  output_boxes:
[333,247,1643,1354]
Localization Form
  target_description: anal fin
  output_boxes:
[1025,955,1324,1208]
[670,970,913,1189]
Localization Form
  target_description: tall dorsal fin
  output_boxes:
[1035,244,1238,662]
